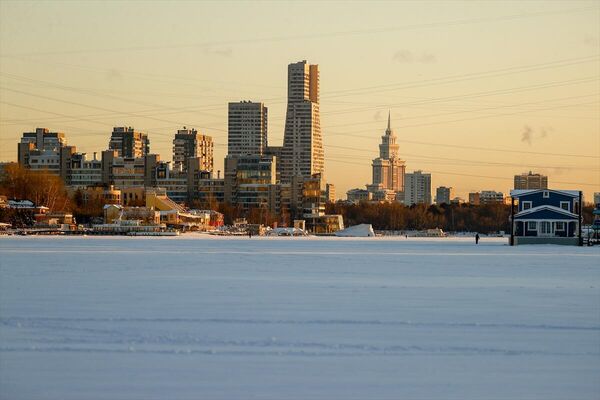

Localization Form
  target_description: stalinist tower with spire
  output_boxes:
[367,112,406,199]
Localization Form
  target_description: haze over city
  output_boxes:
[1,0,599,199]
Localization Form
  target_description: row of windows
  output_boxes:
[527,221,566,231]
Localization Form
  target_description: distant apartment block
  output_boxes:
[514,171,548,190]
[224,154,277,210]
[346,188,372,204]
[172,127,214,172]
[228,101,268,156]
[64,152,103,188]
[108,127,150,158]
[468,192,480,205]
[404,170,432,206]
[435,186,454,205]
[154,161,189,203]
[18,128,67,174]
[325,183,336,202]
[479,190,505,204]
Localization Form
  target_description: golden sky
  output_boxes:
[1,0,598,200]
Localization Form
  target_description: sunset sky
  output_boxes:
[1,0,598,200]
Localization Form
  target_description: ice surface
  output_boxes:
[1,236,599,399]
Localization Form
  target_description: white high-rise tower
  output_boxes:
[280,60,324,183]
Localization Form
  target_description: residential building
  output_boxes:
[325,183,336,202]
[228,101,268,156]
[280,60,324,183]
[404,170,432,206]
[154,161,189,204]
[79,185,121,205]
[514,171,548,190]
[120,187,146,206]
[510,189,582,245]
[18,128,67,174]
[435,186,454,205]
[172,127,213,172]
[346,188,372,204]
[19,127,66,153]
[301,173,326,218]
[224,154,277,210]
[64,152,103,188]
[368,113,405,196]
[101,151,160,189]
[108,127,149,158]
[468,192,480,205]
[480,190,504,204]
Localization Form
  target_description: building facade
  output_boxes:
[325,183,336,202]
[65,152,103,188]
[368,113,405,198]
[280,60,324,183]
[224,154,277,210]
[172,127,214,172]
[514,171,548,190]
[108,127,150,158]
[435,186,454,205]
[346,188,372,204]
[480,190,504,204]
[510,189,582,245]
[18,128,67,174]
[404,170,432,206]
[227,101,268,157]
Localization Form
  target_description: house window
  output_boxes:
[543,191,549,198]
[555,222,565,231]
[527,221,537,230]
[522,201,532,211]
[560,202,570,212]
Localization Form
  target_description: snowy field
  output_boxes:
[1,236,599,400]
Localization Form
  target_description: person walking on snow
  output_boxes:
[475,233,480,244]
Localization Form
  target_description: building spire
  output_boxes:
[387,110,391,132]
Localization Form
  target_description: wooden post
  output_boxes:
[578,191,583,246]
[510,196,515,246]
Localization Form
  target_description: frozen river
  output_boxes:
[1,236,599,399]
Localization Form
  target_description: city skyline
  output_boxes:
[1,1,599,200]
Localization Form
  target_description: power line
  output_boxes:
[325,157,600,188]
[2,6,596,57]
[325,151,598,171]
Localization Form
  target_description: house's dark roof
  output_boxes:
[514,205,578,220]
[510,189,579,198]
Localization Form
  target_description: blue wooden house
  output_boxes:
[509,189,582,246]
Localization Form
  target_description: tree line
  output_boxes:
[326,201,596,233]
[0,164,596,230]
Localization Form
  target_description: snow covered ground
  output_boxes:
[1,236,599,400]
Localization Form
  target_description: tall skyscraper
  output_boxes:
[172,127,214,172]
[280,60,324,183]
[228,101,268,156]
[404,170,432,206]
[368,113,405,194]
[514,171,548,190]
[108,127,149,158]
